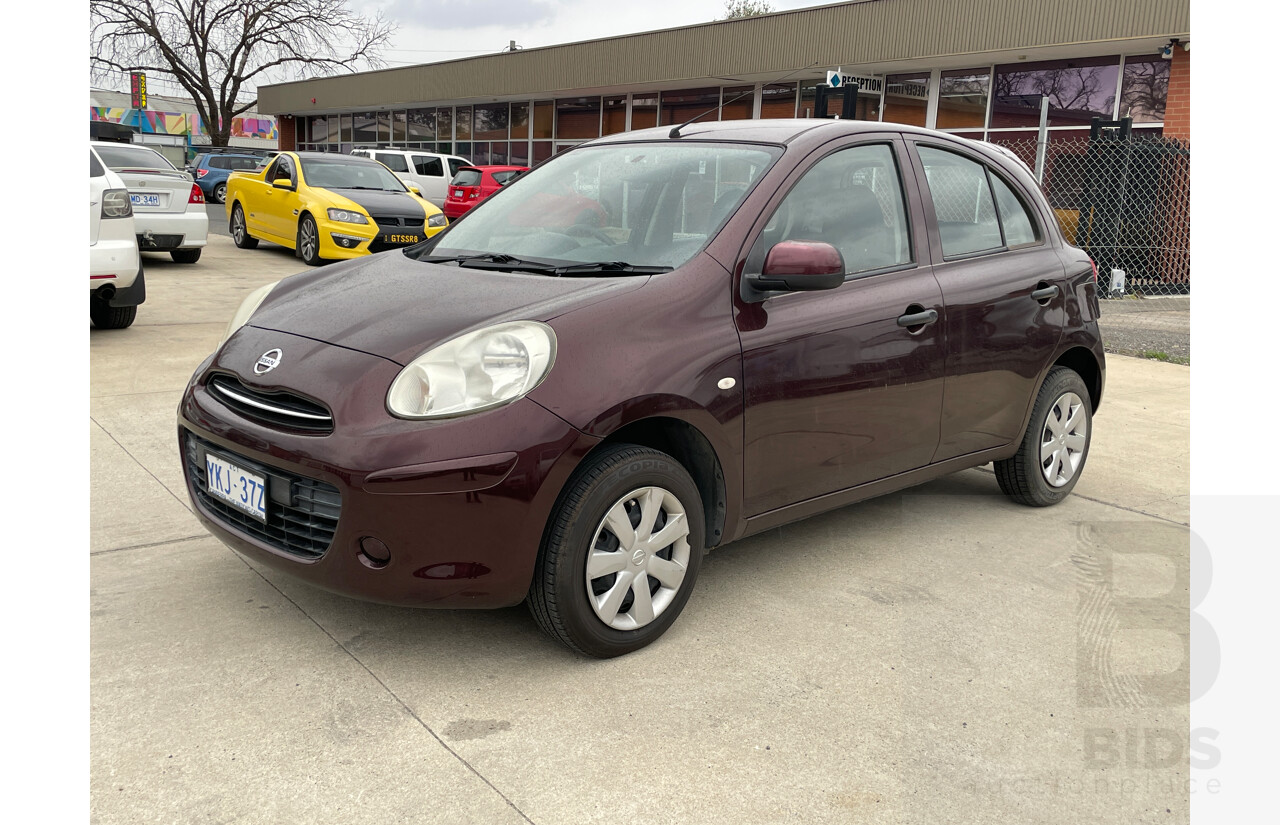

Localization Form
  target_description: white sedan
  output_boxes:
[90,145,144,329]
[91,141,209,264]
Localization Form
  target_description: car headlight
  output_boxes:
[427,213,448,227]
[327,208,369,224]
[220,280,280,346]
[387,321,556,419]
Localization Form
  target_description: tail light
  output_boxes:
[1089,258,1098,283]
[101,188,133,219]
[197,169,209,178]
[189,184,206,205]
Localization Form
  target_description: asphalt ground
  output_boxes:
[91,235,1192,824]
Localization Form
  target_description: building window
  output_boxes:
[759,83,796,119]
[307,116,327,144]
[456,106,473,140]
[340,114,353,143]
[721,86,754,121]
[391,111,407,143]
[883,73,930,127]
[408,109,435,142]
[353,112,376,144]
[658,88,718,126]
[603,95,627,135]
[474,104,509,140]
[533,101,554,139]
[510,141,530,167]
[556,97,601,139]
[511,103,530,140]
[437,108,453,151]
[630,94,658,130]
[991,56,1121,129]
[937,69,990,131]
[1119,55,1169,123]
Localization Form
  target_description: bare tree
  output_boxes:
[720,1,775,19]
[91,0,395,146]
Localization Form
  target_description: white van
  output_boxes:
[350,149,471,206]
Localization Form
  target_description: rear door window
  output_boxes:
[916,146,1003,258]
[412,155,443,176]
[376,152,410,172]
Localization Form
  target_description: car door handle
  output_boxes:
[897,309,939,328]
[1031,285,1060,301]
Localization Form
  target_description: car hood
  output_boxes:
[324,187,433,218]
[246,252,648,365]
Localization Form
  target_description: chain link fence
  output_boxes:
[993,132,1191,297]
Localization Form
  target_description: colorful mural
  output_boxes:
[90,106,277,140]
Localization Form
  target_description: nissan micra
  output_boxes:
[179,120,1104,658]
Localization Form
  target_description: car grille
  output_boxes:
[370,215,423,229]
[184,432,341,559]
[207,373,334,434]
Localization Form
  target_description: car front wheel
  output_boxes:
[995,366,1093,506]
[528,444,705,658]
[297,215,323,266]
[230,204,258,249]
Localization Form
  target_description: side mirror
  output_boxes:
[747,240,846,293]
[408,185,422,196]
[272,177,293,190]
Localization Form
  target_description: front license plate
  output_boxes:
[205,451,267,523]
[130,193,161,208]
[385,233,421,244]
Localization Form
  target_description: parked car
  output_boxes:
[442,165,528,219]
[180,120,1104,658]
[350,148,471,206]
[90,145,144,329]
[224,151,448,265]
[187,152,266,204]
[91,141,209,264]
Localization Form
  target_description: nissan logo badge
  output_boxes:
[254,348,282,375]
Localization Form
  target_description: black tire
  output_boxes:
[170,248,201,264]
[230,204,258,249]
[212,182,227,204]
[297,214,324,266]
[995,366,1093,506]
[91,301,137,330]
[528,444,705,658]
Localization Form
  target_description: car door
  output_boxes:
[904,140,1066,462]
[736,138,946,516]
[410,154,447,205]
[258,154,301,242]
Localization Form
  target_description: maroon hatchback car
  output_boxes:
[179,120,1103,658]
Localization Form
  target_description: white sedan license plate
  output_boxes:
[130,193,161,208]
[205,452,267,522]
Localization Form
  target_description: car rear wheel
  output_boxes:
[995,366,1093,506]
[230,204,258,249]
[297,215,323,266]
[212,182,227,204]
[91,301,137,330]
[170,248,201,264]
[528,444,705,658]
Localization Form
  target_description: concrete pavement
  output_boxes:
[91,236,1191,824]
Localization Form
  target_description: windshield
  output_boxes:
[416,142,779,270]
[299,157,407,191]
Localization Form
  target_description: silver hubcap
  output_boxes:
[232,210,244,241]
[301,221,316,259]
[1041,391,1087,487]
[586,487,691,631]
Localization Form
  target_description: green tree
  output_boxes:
[720,1,776,19]
[90,0,394,146]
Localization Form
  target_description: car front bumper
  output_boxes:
[318,220,447,260]
[178,327,599,609]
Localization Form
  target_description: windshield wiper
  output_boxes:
[549,262,672,276]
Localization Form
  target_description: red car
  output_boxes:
[442,165,527,219]
[180,120,1104,658]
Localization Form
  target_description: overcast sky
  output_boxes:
[366,0,835,68]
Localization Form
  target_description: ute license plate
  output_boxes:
[205,451,267,523]
[385,233,421,244]
[130,193,161,208]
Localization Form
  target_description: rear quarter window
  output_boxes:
[208,157,232,169]
[492,170,522,185]
[90,150,105,177]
